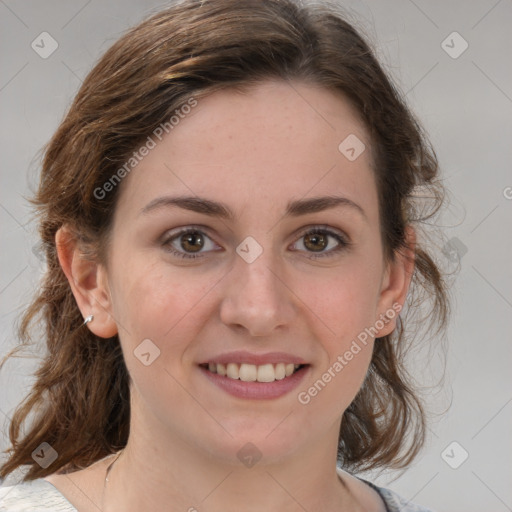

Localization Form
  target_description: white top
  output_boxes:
[0,479,75,511]
[0,469,435,512]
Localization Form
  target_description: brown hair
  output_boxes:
[0,0,448,480]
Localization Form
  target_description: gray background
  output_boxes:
[1,1,511,510]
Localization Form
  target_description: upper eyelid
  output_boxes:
[162,225,220,245]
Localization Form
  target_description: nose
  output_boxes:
[219,249,297,337]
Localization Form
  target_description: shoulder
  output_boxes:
[0,479,77,511]
[360,479,436,512]
[336,467,435,512]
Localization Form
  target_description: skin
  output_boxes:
[49,80,414,512]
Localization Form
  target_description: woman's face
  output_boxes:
[98,80,404,464]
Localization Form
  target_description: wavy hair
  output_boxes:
[0,0,449,480]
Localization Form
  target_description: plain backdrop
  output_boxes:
[1,1,511,511]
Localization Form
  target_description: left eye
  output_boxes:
[290,227,349,259]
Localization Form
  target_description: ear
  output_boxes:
[375,225,416,337]
[55,225,118,338]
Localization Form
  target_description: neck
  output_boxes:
[102,422,357,512]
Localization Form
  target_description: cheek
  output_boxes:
[108,255,223,359]
[297,337,374,424]
[298,259,383,347]
[108,259,212,406]
[293,258,380,414]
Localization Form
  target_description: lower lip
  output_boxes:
[199,365,309,400]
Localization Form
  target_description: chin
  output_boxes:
[202,423,306,467]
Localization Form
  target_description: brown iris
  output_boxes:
[303,232,328,252]
[180,231,204,252]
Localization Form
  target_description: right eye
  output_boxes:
[162,227,221,259]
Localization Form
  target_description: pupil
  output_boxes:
[305,232,326,252]
[182,232,203,252]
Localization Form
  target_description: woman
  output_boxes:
[0,0,448,510]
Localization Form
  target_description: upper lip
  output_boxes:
[200,350,307,366]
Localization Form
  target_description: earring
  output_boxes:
[83,314,94,326]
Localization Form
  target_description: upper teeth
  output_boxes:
[207,362,300,382]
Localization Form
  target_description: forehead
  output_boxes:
[114,80,378,223]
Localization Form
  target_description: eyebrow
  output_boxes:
[140,194,366,221]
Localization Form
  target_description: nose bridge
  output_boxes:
[219,237,295,336]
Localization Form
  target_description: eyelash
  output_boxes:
[161,225,350,260]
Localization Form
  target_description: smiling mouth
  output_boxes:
[200,362,307,383]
